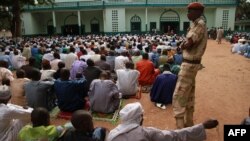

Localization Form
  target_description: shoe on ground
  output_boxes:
[156,103,161,108]
[156,103,166,110]
[160,105,166,110]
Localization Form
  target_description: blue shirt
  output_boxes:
[150,72,177,104]
[54,78,87,112]
[0,55,12,68]
[173,54,183,65]
[31,47,38,57]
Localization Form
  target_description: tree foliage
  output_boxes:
[0,0,54,37]
[236,0,250,19]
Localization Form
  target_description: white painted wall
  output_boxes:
[228,7,236,30]
[22,13,35,35]
[34,12,52,34]
[145,8,187,32]
[22,12,52,35]
[81,10,103,33]
[147,8,164,32]
[204,8,216,29]
[55,11,78,33]
[125,8,146,32]
[214,7,236,30]
[103,8,126,32]
[103,9,111,32]
[53,10,103,33]
[22,5,236,35]
[177,8,188,31]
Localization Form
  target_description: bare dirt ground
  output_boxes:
[52,39,250,141]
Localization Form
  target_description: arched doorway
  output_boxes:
[160,9,180,34]
[90,17,100,33]
[130,15,141,32]
[47,19,54,35]
[63,13,79,35]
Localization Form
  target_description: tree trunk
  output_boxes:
[11,0,21,38]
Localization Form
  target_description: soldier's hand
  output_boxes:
[180,40,186,50]
[183,38,194,49]
[203,119,219,129]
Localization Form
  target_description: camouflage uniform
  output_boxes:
[173,17,207,129]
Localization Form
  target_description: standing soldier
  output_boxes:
[173,2,208,129]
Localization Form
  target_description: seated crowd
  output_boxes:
[0,34,183,112]
[0,34,224,141]
[227,32,250,58]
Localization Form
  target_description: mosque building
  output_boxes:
[21,0,237,35]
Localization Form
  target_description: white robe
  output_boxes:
[114,56,129,71]
[108,124,206,141]
[116,69,140,96]
[0,104,32,141]
[65,53,78,69]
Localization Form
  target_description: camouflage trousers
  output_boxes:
[173,62,202,128]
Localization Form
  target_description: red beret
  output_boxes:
[187,2,204,10]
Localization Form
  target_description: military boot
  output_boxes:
[176,117,185,129]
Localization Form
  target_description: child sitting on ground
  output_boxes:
[59,110,106,141]
[18,107,67,141]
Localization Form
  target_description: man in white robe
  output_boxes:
[116,62,140,97]
[0,85,32,141]
[107,102,218,141]
[65,47,78,69]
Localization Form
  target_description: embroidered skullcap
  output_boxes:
[0,85,11,100]
[119,102,144,124]
[187,2,204,11]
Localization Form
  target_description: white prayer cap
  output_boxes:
[238,38,246,43]
[0,85,11,100]
[4,49,10,53]
[119,102,144,124]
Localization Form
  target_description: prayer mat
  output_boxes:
[49,106,73,120]
[91,100,123,124]
[50,106,60,119]
[122,85,142,99]
[49,102,90,120]
[57,111,73,120]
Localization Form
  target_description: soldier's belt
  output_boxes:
[183,59,201,64]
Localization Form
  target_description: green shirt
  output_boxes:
[18,125,60,141]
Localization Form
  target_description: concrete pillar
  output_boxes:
[52,11,56,34]
[78,10,81,34]
[145,8,148,32]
